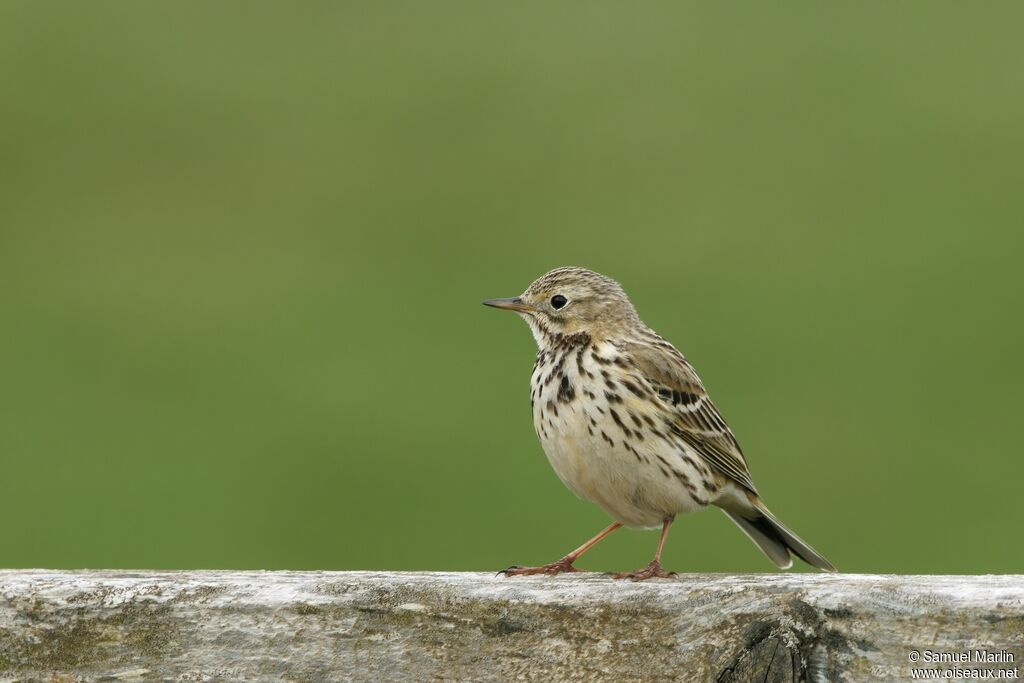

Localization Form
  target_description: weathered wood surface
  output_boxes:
[0,571,1021,682]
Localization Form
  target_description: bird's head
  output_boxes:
[483,266,639,345]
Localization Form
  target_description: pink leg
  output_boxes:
[612,517,677,581]
[501,521,623,576]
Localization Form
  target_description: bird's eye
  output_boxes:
[550,295,568,310]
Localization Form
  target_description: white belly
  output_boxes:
[530,342,712,528]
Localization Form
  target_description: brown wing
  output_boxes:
[619,339,759,494]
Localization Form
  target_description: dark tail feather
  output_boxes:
[723,502,836,572]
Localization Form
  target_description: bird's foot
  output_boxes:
[498,557,581,577]
[611,560,676,581]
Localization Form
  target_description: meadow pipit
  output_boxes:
[484,267,835,579]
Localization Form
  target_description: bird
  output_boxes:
[483,266,835,580]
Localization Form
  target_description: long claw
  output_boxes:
[611,560,677,581]
[498,558,580,577]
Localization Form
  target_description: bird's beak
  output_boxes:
[482,297,536,313]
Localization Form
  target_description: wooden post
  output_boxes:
[1,570,1022,681]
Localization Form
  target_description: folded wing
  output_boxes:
[620,339,759,495]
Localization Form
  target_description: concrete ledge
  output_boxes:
[1,570,1022,681]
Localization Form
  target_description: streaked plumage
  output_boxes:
[485,266,835,579]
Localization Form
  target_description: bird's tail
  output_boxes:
[721,497,836,572]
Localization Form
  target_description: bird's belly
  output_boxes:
[534,396,708,529]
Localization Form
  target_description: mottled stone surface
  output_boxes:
[0,571,1021,682]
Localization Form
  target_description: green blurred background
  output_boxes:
[1,3,1021,574]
